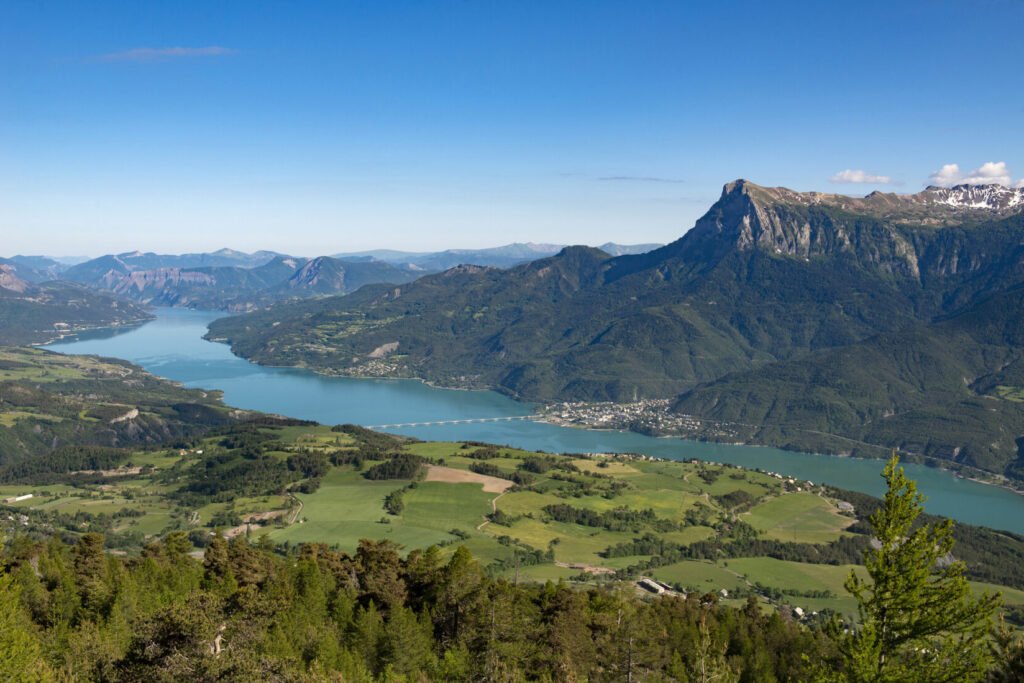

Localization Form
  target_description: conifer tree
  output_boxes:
[0,546,54,682]
[841,454,1000,682]
[690,613,738,683]
[73,532,112,620]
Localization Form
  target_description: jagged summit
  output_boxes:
[726,178,1023,208]
[919,183,1024,210]
[715,179,1024,228]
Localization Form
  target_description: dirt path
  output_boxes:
[286,493,304,525]
[476,490,508,531]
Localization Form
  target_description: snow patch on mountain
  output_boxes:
[922,184,1024,211]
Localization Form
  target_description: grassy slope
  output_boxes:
[743,492,854,544]
[0,346,237,468]
[2,350,1022,623]
[5,419,1024,622]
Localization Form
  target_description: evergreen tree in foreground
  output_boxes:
[0,534,53,683]
[840,454,1000,682]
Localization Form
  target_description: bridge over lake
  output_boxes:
[44,307,1024,534]
[366,415,540,429]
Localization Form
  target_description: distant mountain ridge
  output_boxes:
[63,252,420,311]
[0,256,68,284]
[208,180,1024,480]
[334,242,661,270]
[47,244,662,311]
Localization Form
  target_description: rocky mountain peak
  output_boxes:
[285,256,345,291]
[918,183,1024,211]
[721,180,1024,218]
[671,178,1024,278]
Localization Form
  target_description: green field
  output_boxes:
[4,408,1022,625]
[744,492,854,543]
[651,560,748,593]
[995,385,1024,402]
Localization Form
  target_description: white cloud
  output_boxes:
[92,46,236,63]
[928,161,1018,187]
[963,161,1012,186]
[928,163,963,187]
[830,169,893,184]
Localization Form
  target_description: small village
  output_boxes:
[540,398,742,440]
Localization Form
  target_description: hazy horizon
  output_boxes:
[3,239,668,263]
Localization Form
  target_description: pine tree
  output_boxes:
[689,613,738,683]
[0,566,54,682]
[202,534,230,584]
[352,601,385,673]
[841,454,1000,682]
[72,532,112,620]
[354,540,407,612]
[381,606,433,676]
[988,615,1024,682]
[435,545,483,645]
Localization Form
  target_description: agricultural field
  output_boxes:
[0,346,136,383]
[743,492,854,543]
[3,409,1024,624]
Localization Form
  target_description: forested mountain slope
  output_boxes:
[208,180,1024,476]
[0,280,152,345]
[0,347,240,474]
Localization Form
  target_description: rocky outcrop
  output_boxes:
[664,179,1024,283]
[0,265,29,292]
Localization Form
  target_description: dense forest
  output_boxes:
[0,535,1018,682]
[0,456,1021,682]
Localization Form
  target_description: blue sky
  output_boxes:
[2,1,1022,256]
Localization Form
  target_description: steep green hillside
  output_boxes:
[673,284,1024,477]
[0,347,240,473]
[207,181,1024,476]
[0,281,152,345]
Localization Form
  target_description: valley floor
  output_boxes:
[5,423,1024,625]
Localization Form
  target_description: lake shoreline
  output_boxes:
[44,308,1024,533]
[210,332,1024,500]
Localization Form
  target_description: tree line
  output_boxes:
[0,455,1018,682]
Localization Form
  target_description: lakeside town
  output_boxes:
[539,398,743,441]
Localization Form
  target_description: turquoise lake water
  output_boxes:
[47,308,1024,533]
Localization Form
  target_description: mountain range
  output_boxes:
[58,253,420,310]
[22,243,658,311]
[207,181,1024,480]
[333,242,661,271]
[0,256,68,283]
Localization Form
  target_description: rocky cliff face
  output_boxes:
[0,265,29,293]
[112,268,218,295]
[666,180,1023,283]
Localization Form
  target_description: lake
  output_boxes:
[47,308,1024,533]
